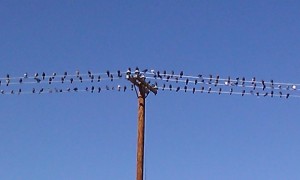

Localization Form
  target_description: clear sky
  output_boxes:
[1,1,300,180]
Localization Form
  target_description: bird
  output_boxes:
[67,88,71,92]
[97,75,101,82]
[192,87,196,94]
[110,74,114,81]
[175,77,179,83]
[242,90,245,96]
[48,77,53,84]
[180,71,184,78]
[42,72,46,80]
[201,86,204,93]
[230,88,233,95]
[70,78,74,83]
[264,92,268,97]
[270,80,274,89]
[98,87,102,93]
[24,73,28,78]
[52,72,56,77]
[76,70,80,77]
[166,76,170,82]
[256,92,260,96]
[6,79,10,86]
[0,90,4,94]
[184,86,187,92]
[208,87,211,93]
[0,80,1,86]
[19,78,23,84]
[162,84,166,91]
[117,85,121,91]
[91,86,95,93]
[142,69,148,73]
[251,77,256,84]
[79,76,83,83]
[32,88,36,93]
[39,88,44,94]
[218,88,222,95]
[18,89,21,95]
[91,75,94,82]
[10,90,14,94]
[169,84,172,91]
[34,73,39,78]
[123,86,127,92]
[64,72,67,78]
[134,67,139,75]
[279,91,283,98]
[61,77,64,83]
[85,87,89,91]
[286,93,290,99]
[35,77,41,83]
[185,78,189,85]
[241,77,245,86]
[176,87,180,92]
[163,70,167,77]
[194,79,198,85]
[271,91,274,97]
[117,70,122,78]
[88,71,92,77]
[127,68,132,75]
[106,85,109,90]
[209,75,213,84]
[106,70,110,77]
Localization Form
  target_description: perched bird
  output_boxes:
[42,72,46,80]
[176,87,180,92]
[270,80,274,89]
[110,74,113,81]
[134,67,139,75]
[279,91,283,98]
[67,88,71,92]
[98,87,102,93]
[166,76,170,82]
[184,85,187,92]
[24,73,28,78]
[241,77,245,86]
[10,90,14,94]
[201,86,204,93]
[142,69,148,73]
[39,88,44,94]
[48,77,53,84]
[175,77,179,83]
[106,70,111,77]
[64,72,68,78]
[286,93,290,99]
[185,78,189,85]
[6,79,10,86]
[180,71,184,78]
[264,92,268,97]
[271,91,274,97]
[34,73,38,78]
[61,77,64,83]
[91,86,95,93]
[208,87,211,93]
[76,70,80,77]
[123,86,127,92]
[169,84,172,91]
[117,85,121,91]
[218,88,222,95]
[256,92,260,96]
[192,87,196,94]
[32,88,36,93]
[242,90,245,96]
[163,70,167,77]
[88,71,92,77]
[91,75,94,82]
[97,75,101,82]
[18,88,21,95]
[117,70,122,78]
[19,78,23,84]
[79,76,83,83]
[85,87,89,91]
[162,84,166,91]
[230,88,233,95]
[35,77,41,83]
[73,87,78,92]
[194,79,198,85]
[70,78,74,83]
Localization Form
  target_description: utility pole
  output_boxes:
[127,69,157,180]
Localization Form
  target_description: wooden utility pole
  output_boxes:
[126,69,157,180]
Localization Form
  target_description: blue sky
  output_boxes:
[1,1,300,179]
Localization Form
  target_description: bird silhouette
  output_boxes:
[184,86,187,92]
[176,87,180,92]
[180,71,184,78]
[42,72,46,80]
[192,87,196,94]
